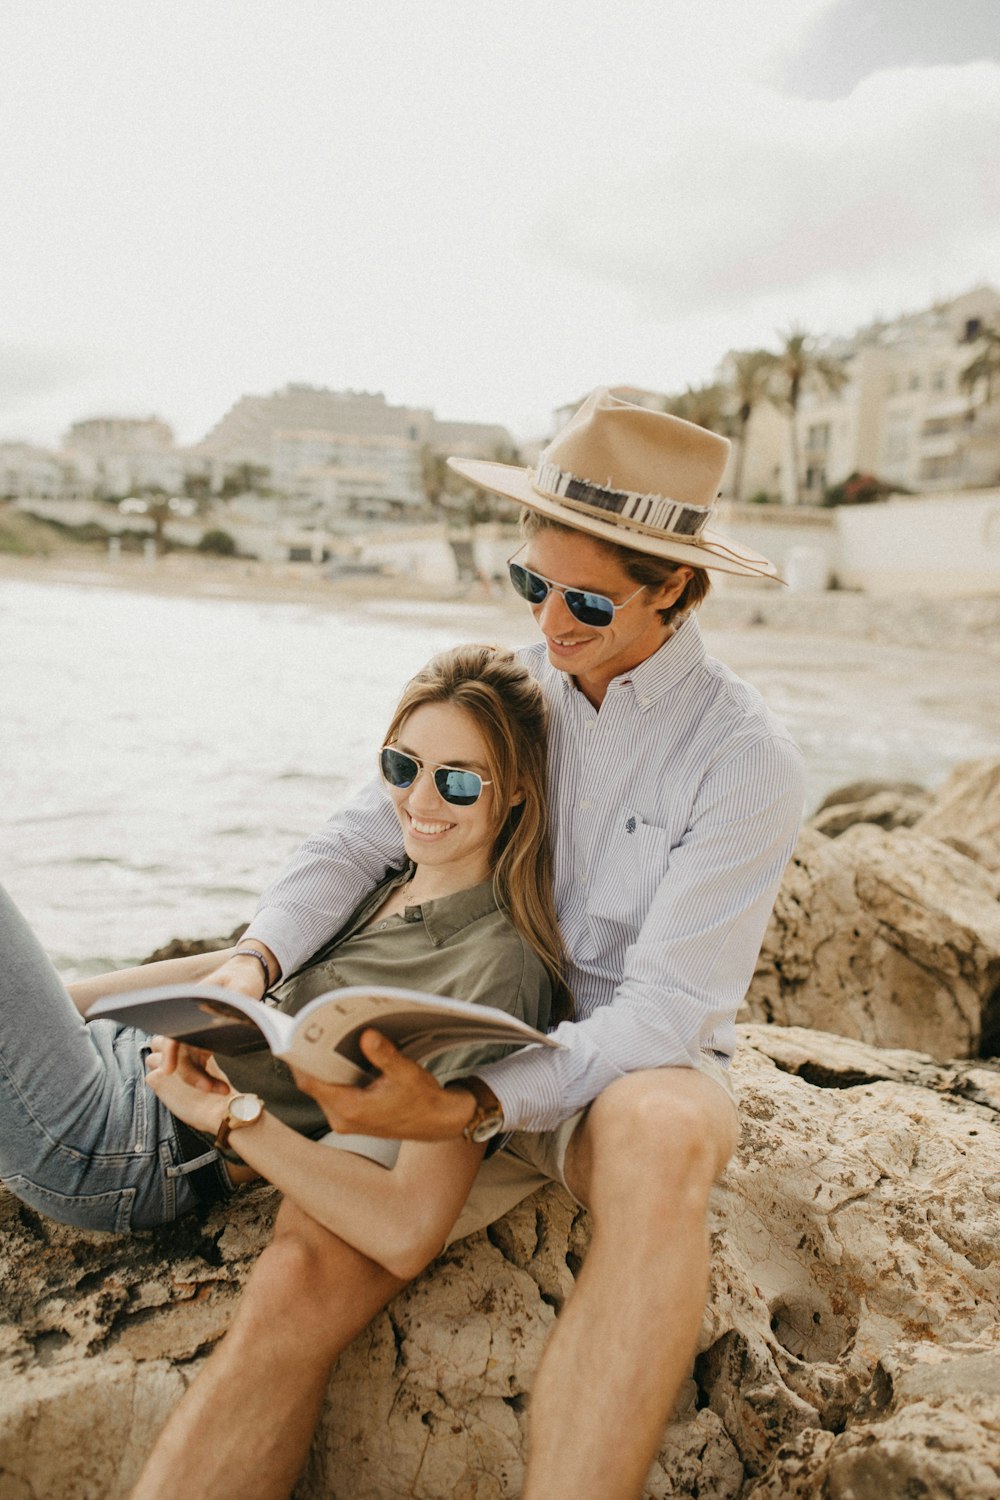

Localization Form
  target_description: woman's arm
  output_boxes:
[145,1052,484,1281]
[66,948,239,1016]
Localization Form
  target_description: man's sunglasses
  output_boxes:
[507,557,646,628]
[379,746,492,806]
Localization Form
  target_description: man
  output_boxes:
[133,388,804,1500]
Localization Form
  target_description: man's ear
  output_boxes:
[653,565,693,609]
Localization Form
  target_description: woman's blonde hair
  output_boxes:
[384,644,572,1023]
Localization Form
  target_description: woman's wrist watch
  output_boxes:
[214,1092,265,1151]
[459,1077,505,1144]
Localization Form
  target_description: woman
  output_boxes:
[0,644,568,1278]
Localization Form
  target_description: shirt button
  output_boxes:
[580,798,590,810]
[579,872,588,884]
[639,696,652,707]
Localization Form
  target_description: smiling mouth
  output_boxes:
[406,812,454,836]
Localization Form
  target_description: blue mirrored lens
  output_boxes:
[565,590,615,627]
[509,562,548,605]
[380,747,418,787]
[434,768,483,805]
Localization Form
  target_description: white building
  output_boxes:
[795,286,1000,500]
[195,385,513,518]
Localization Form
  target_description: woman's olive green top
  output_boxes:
[219,866,552,1140]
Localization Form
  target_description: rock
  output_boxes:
[746,824,1000,1059]
[814,778,927,816]
[141,923,247,963]
[915,756,1000,875]
[809,788,931,838]
[2,1026,998,1499]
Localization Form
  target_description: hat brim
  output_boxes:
[448,458,779,580]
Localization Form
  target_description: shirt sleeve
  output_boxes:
[473,732,806,1133]
[242,776,406,979]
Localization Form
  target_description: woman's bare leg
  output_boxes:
[131,1197,407,1500]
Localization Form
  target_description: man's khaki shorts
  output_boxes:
[445,1052,737,1246]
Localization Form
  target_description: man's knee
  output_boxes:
[567,1068,738,1211]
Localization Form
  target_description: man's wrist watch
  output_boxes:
[214,1092,265,1151]
[459,1077,505,1144]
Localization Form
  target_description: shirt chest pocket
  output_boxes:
[586,811,674,936]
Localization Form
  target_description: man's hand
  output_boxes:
[291,1030,477,1141]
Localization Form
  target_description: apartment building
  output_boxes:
[60,415,206,497]
[796,286,1000,500]
[196,385,513,515]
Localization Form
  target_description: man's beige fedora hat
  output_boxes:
[448,386,778,580]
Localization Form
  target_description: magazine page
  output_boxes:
[85,984,294,1056]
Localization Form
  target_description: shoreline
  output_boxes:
[4,548,1000,651]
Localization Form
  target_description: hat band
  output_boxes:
[533,462,713,542]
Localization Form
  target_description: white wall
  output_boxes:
[835,490,1000,595]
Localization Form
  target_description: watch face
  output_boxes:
[471,1110,505,1143]
[230,1094,262,1123]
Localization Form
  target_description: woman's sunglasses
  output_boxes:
[379,746,492,806]
[507,558,646,628]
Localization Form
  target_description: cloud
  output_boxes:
[528,62,1000,328]
[778,0,1000,99]
[0,345,96,414]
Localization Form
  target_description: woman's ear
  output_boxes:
[509,787,526,808]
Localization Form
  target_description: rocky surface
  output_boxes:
[746,757,1000,1060]
[2,1025,998,1499]
[5,757,1000,1497]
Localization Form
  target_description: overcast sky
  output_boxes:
[2,0,998,448]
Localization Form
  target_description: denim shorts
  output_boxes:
[0,886,229,1232]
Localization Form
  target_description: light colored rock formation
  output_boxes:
[914,756,1000,875]
[2,1026,997,1499]
[746,822,1000,1059]
[809,787,931,839]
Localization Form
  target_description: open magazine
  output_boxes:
[85,983,561,1086]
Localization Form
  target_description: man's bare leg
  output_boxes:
[131,1198,406,1500]
[522,1068,738,1500]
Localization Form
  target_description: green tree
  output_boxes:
[772,328,847,504]
[664,382,729,434]
[728,349,778,502]
[218,463,272,500]
[198,527,238,556]
[139,487,172,556]
[960,324,1000,406]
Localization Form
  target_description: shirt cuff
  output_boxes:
[240,907,315,983]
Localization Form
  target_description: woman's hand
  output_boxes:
[146,1041,234,1133]
[153,944,278,1092]
[291,1030,476,1141]
[154,1038,231,1094]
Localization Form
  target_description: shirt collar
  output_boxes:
[406,878,499,946]
[554,611,706,708]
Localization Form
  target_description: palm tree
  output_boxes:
[664,382,729,435]
[960,324,1000,406]
[772,328,847,503]
[728,349,778,502]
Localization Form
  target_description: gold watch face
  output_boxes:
[229,1093,263,1124]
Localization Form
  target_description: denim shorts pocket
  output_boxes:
[5,1174,137,1233]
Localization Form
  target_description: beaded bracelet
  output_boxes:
[234,946,272,993]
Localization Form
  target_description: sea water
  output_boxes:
[2,576,997,975]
